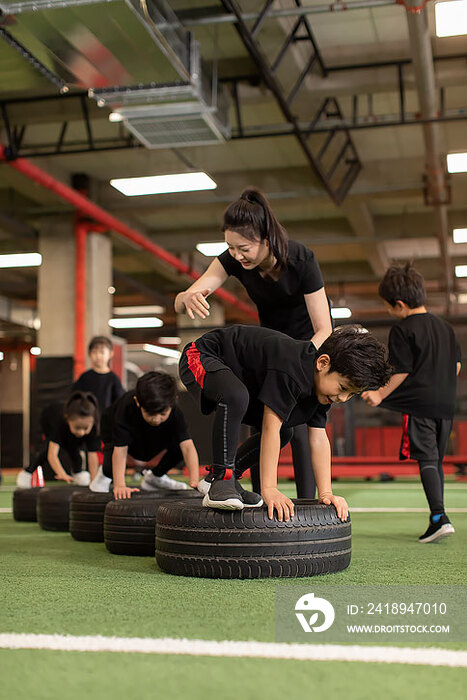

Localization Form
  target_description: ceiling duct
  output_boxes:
[90,45,231,148]
[0,0,230,147]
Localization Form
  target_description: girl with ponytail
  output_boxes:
[16,391,100,488]
[175,187,332,499]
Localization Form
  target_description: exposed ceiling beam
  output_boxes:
[339,198,389,276]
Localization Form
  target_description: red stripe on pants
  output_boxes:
[401,414,410,459]
[186,341,206,388]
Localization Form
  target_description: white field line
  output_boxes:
[0,508,12,513]
[0,633,465,667]
[351,507,467,513]
[332,484,467,490]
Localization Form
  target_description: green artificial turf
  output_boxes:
[1,650,466,700]
[1,473,465,699]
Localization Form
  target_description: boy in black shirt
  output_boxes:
[180,324,391,521]
[362,264,461,543]
[73,336,124,414]
[90,371,199,499]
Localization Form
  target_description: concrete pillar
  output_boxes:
[86,232,113,350]
[38,217,75,356]
[0,350,30,467]
[38,222,114,364]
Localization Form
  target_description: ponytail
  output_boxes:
[64,391,100,432]
[222,187,288,271]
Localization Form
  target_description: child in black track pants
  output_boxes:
[362,264,461,543]
[180,324,392,521]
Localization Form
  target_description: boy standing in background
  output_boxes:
[362,264,461,543]
[73,336,124,414]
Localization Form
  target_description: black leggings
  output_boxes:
[289,423,316,498]
[403,416,452,515]
[193,370,300,489]
[102,444,184,480]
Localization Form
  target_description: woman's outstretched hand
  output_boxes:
[181,289,212,320]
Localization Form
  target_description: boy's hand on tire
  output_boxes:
[262,487,295,522]
[113,486,139,500]
[319,493,349,522]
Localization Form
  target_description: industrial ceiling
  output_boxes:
[0,0,466,345]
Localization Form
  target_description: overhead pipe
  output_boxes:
[0,146,258,324]
[404,3,452,313]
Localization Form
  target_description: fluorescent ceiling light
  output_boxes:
[143,343,181,359]
[0,253,42,268]
[109,317,163,329]
[113,305,165,315]
[110,172,217,197]
[0,351,4,361]
[196,242,229,257]
[453,228,467,243]
[331,307,352,319]
[30,346,41,356]
[455,265,467,277]
[156,337,181,345]
[435,1,467,37]
[447,152,467,173]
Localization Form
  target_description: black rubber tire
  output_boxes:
[12,488,42,522]
[104,490,203,556]
[68,488,185,542]
[155,499,351,579]
[69,491,115,542]
[37,486,88,532]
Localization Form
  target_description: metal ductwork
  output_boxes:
[0,0,230,147]
[89,45,231,148]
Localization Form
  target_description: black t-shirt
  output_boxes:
[42,402,101,453]
[218,240,324,340]
[192,325,329,430]
[101,392,191,460]
[381,313,461,419]
[73,369,124,412]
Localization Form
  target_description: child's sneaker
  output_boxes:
[418,514,455,543]
[73,471,91,486]
[141,471,188,491]
[89,465,112,493]
[16,470,32,489]
[234,480,263,507]
[202,477,244,510]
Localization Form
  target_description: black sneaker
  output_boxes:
[418,514,455,543]
[234,480,263,508]
[202,477,244,510]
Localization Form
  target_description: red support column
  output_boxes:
[74,219,87,379]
